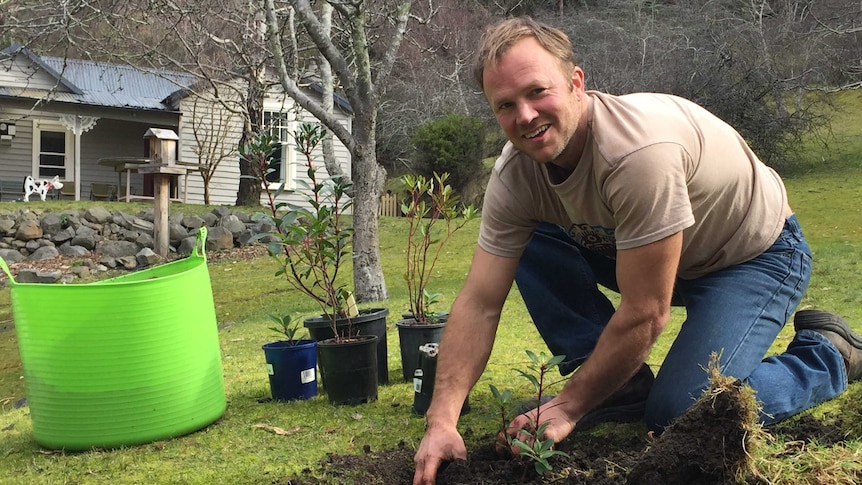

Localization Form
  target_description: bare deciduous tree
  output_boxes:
[190,96,240,204]
[264,0,421,302]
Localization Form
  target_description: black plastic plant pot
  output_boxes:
[317,335,379,405]
[261,339,318,402]
[412,342,470,416]
[396,319,446,382]
[304,308,389,385]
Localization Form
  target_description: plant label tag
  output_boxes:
[413,378,423,393]
[267,364,274,376]
[301,368,316,384]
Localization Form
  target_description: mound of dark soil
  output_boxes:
[284,362,840,485]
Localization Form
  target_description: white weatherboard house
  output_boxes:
[0,43,352,206]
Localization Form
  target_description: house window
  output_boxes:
[262,111,296,190]
[33,121,72,180]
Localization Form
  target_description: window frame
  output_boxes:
[31,120,73,181]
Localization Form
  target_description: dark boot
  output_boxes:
[794,310,862,382]
[576,363,654,431]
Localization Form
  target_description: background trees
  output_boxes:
[3,0,860,302]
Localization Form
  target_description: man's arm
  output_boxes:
[509,231,682,442]
[413,246,519,485]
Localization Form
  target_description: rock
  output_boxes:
[18,211,39,222]
[205,226,234,251]
[233,211,251,223]
[136,233,154,248]
[176,236,197,256]
[70,233,99,251]
[97,240,140,258]
[118,256,138,270]
[202,212,218,227]
[112,212,136,229]
[182,215,206,231]
[71,266,91,278]
[132,218,154,232]
[59,243,90,257]
[121,229,141,242]
[40,213,64,235]
[212,206,230,218]
[29,246,60,261]
[52,226,76,243]
[0,218,15,235]
[15,220,42,241]
[136,247,163,267]
[16,269,62,283]
[219,214,246,235]
[84,206,112,224]
[169,223,189,243]
[237,229,255,247]
[136,208,155,222]
[0,249,24,263]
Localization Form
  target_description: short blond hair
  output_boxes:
[473,16,577,91]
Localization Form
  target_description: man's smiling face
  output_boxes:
[483,36,586,169]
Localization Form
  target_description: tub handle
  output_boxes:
[192,227,208,261]
[0,256,15,286]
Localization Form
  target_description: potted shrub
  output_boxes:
[245,124,383,405]
[261,313,318,402]
[396,172,476,381]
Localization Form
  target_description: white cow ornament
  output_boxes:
[23,175,63,201]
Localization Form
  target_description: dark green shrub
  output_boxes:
[410,113,485,195]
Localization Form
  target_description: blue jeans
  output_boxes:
[515,215,847,431]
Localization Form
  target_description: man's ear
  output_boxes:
[570,66,585,92]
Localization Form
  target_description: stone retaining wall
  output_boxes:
[0,206,272,284]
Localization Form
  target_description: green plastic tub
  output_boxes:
[0,228,226,450]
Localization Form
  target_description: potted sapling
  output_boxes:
[396,172,476,381]
[245,124,385,405]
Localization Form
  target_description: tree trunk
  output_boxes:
[235,75,265,207]
[351,117,388,303]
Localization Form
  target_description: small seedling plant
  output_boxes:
[267,313,307,345]
[490,350,570,478]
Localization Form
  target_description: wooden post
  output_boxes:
[153,173,170,257]
[139,165,184,256]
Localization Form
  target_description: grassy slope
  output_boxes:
[0,92,861,484]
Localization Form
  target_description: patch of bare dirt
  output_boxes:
[283,360,843,485]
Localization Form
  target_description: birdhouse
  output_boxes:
[143,128,179,166]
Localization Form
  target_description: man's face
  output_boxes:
[483,37,585,168]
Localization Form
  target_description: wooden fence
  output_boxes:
[379,192,400,217]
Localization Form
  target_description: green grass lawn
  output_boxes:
[1,97,861,483]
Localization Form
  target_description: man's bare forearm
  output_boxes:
[425,295,500,427]
[556,304,666,422]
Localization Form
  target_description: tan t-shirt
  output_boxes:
[479,91,788,279]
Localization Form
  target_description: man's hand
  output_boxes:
[502,398,577,456]
[413,423,467,485]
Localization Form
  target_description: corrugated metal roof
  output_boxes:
[38,57,198,111]
[1,44,352,114]
[0,43,198,111]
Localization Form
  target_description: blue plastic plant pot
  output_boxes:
[262,339,318,401]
